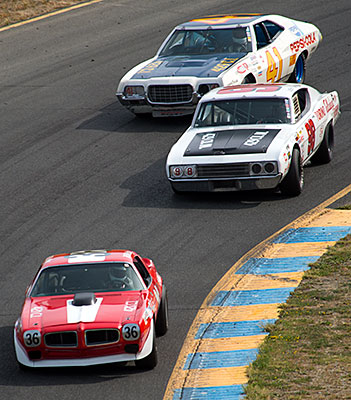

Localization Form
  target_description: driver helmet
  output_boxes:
[109,265,128,281]
[232,28,248,47]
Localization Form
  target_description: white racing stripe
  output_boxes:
[66,298,103,323]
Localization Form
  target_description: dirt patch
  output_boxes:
[0,0,93,28]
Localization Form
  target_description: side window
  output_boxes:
[254,23,269,49]
[263,21,284,41]
[292,89,310,121]
[133,256,152,287]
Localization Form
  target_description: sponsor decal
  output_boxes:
[237,62,249,74]
[289,24,304,37]
[124,300,138,312]
[295,129,304,144]
[314,105,327,121]
[289,54,297,66]
[199,133,216,149]
[290,32,316,53]
[243,131,269,147]
[30,306,43,319]
[212,57,238,72]
[323,97,335,112]
[137,60,163,74]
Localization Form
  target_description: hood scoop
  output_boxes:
[72,292,96,306]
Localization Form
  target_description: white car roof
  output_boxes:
[200,83,307,102]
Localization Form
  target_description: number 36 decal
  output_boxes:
[23,330,41,347]
[122,324,140,341]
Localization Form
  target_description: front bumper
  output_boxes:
[169,175,282,192]
[14,322,154,368]
[117,94,198,117]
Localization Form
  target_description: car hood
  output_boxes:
[24,292,145,330]
[183,127,282,156]
[131,54,244,79]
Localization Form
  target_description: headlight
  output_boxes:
[123,86,145,98]
[23,330,41,347]
[249,162,278,176]
[198,83,220,96]
[170,165,197,179]
[122,324,140,341]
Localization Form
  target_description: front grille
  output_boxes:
[197,163,250,178]
[148,85,193,103]
[45,332,78,347]
[85,329,120,346]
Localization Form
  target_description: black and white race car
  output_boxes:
[116,14,321,117]
[166,83,340,196]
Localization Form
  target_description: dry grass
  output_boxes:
[245,234,351,399]
[0,0,90,28]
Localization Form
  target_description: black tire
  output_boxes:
[170,183,189,195]
[155,286,169,337]
[311,124,334,165]
[242,75,255,84]
[135,328,157,370]
[17,361,30,371]
[288,53,306,83]
[280,148,304,196]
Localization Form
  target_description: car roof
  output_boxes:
[41,250,137,269]
[201,83,306,101]
[180,14,265,28]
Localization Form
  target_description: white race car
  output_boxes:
[166,83,340,196]
[116,14,322,117]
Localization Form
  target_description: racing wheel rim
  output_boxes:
[295,56,304,83]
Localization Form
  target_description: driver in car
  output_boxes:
[229,28,249,53]
[108,265,133,289]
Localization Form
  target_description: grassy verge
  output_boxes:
[0,0,92,28]
[244,233,351,399]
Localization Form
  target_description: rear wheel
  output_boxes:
[288,53,306,83]
[311,124,334,164]
[241,75,255,84]
[155,286,169,337]
[135,329,157,370]
[280,148,304,196]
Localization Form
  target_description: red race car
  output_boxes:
[14,249,168,369]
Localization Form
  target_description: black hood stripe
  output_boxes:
[184,129,281,156]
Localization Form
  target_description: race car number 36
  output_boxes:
[24,330,41,347]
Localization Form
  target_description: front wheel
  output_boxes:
[135,329,157,370]
[288,53,306,83]
[155,286,169,337]
[280,148,304,196]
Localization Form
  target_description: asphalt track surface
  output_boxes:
[0,1,350,399]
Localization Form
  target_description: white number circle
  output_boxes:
[122,324,140,341]
[23,330,41,347]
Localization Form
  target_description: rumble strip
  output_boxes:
[164,184,351,400]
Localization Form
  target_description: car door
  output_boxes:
[253,20,291,83]
[291,88,322,162]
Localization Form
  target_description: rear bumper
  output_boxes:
[169,175,282,192]
[14,322,154,368]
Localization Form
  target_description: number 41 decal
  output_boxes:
[266,47,283,83]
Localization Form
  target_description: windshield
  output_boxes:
[30,263,145,296]
[194,98,290,127]
[159,27,252,56]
